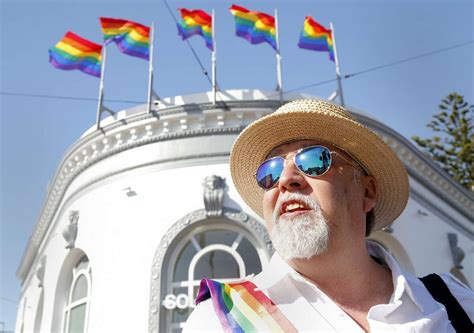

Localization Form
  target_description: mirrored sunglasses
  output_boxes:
[256,145,334,190]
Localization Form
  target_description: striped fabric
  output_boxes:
[48,31,102,77]
[196,278,297,332]
[99,17,150,60]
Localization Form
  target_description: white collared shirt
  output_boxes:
[183,242,474,332]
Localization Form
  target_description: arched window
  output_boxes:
[61,256,91,333]
[162,222,269,332]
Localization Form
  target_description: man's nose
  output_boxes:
[277,159,308,192]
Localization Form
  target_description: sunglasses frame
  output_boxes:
[255,145,361,190]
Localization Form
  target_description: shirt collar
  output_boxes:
[253,251,294,290]
[366,241,424,311]
[254,241,424,311]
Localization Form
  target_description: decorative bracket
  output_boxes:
[202,175,227,217]
[36,256,46,288]
[62,210,79,249]
[447,233,465,269]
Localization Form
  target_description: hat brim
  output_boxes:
[230,102,409,231]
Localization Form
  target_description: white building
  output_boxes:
[15,90,473,333]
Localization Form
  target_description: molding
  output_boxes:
[18,99,281,281]
[357,114,473,222]
[148,208,273,333]
[410,187,473,238]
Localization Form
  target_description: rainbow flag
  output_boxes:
[99,17,150,60]
[196,279,297,332]
[229,4,276,50]
[177,8,213,51]
[48,31,102,78]
[298,16,334,61]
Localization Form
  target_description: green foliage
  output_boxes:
[412,93,473,191]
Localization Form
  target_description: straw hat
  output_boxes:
[230,99,409,231]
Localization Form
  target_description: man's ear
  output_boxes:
[363,175,377,213]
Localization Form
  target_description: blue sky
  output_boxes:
[1,0,472,330]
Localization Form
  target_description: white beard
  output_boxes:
[271,192,329,260]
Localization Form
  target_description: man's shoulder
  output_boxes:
[438,273,474,320]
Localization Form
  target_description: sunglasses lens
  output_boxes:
[256,157,284,189]
[295,146,331,176]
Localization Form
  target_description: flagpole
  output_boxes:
[211,10,217,105]
[147,22,155,114]
[95,45,107,131]
[330,22,344,107]
[275,9,283,102]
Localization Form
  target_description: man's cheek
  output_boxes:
[262,193,277,222]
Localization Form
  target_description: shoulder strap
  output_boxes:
[419,273,473,333]
[196,278,297,333]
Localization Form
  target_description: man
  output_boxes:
[184,99,473,332]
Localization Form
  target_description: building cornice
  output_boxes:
[17,99,281,282]
[357,114,473,226]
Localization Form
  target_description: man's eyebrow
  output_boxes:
[267,142,320,159]
[267,149,282,158]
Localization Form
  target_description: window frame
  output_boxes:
[61,256,92,333]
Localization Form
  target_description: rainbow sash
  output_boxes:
[196,278,297,332]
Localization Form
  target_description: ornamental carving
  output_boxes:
[447,233,465,269]
[36,256,46,288]
[62,210,79,249]
[202,175,227,217]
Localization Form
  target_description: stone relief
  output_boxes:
[62,210,79,249]
[447,233,465,269]
[202,175,227,217]
[35,256,46,288]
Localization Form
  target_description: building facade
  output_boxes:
[16,90,473,332]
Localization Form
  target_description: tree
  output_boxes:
[412,93,473,191]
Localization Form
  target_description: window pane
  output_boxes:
[174,241,197,282]
[194,251,239,280]
[67,304,86,333]
[161,286,192,327]
[239,237,262,275]
[195,230,237,248]
[172,307,191,324]
[72,275,88,302]
[172,287,193,309]
[63,311,68,332]
[193,286,200,300]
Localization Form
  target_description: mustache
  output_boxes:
[272,192,321,222]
